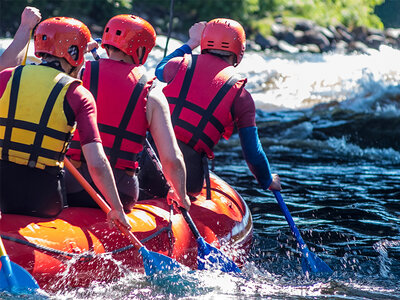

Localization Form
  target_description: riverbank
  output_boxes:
[250,17,400,54]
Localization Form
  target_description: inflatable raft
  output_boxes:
[0,172,253,291]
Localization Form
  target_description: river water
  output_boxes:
[1,37,400,299]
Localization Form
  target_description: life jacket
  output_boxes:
[0,65,78,169]
[163,53,246,159]
[67,59,150,170]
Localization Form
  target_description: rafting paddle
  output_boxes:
[144,140,241,273]
[64,158,182,276]
[272,191,333,275]
[179,207,241,273]
[0,236,39,293]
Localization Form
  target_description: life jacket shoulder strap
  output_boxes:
[99,73,148,166]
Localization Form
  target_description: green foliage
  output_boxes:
[0,0,132,36]
[0,0,386,38]
[273,0,385,29]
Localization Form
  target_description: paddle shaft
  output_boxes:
[64,158,143,249]
[0,238,18,288]
[273,191,308,250]
[145,140,203,240]
[179,207,201,239]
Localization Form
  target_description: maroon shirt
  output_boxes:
[0,67,101,146]
[163,57,256,129]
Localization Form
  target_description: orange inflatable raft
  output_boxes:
[0,173,253,291]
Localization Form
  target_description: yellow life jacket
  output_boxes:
[0,65,79,169]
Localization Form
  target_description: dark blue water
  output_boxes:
[1,40,400,299]
[212,107,400,299]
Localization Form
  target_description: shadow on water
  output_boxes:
[212,107,400,298]
[2,40,400,299]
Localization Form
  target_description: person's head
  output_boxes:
[102,14,156,65]
[200,18,246,66]
[34,17,91,73]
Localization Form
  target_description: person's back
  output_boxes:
[156,19,281,195]
[66,14,190,211]
[0,16,131,229]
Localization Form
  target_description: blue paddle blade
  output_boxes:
[196,237,241,273]
[0,256,39,294]
[301,247,333,275]
[139,246,182,276]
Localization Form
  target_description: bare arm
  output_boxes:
[81,142,131,228]
[186,21,207,50]
[0,7,41,71]
[146,84,191,210]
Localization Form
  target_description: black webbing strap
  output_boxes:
[170,55,197,125]
[107,74,148,166]
[186,74,240,150]
[89,60,100,100]
[1,65,23,160]
[202,155,212,200]
[27,75,72,167]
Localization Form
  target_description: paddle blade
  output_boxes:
[196,237,241,273]
[301,248,333,275]
[139,246,182,276]
[0,256,39,294]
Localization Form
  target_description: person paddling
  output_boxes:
[154,19,281,196]
[65,15,190,211]
[0,6,41,71]
[0,17,130,229]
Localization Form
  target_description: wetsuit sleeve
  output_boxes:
[239,126,273,189]
[233,88,272,189]
[155,44,192,82]
[65,82,101,146]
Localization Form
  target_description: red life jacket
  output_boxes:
[67,59,151,170]
[163,53,246,159]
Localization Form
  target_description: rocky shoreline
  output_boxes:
[250,18,400,54]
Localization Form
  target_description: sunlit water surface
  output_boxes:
[1,37,400,299]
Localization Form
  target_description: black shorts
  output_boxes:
[0,160,65,218]
[65,162,139,212]
[138,140,205,199]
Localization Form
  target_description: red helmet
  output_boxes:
[34,17,91,67]
[102,14,156,65]
[201,18,246,65]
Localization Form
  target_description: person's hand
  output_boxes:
[20,7,41,30]
[186,21,207,50]
[167,189,191,211]
[107,208,132,230]
[268,173,282,191]
[86,38,99,53]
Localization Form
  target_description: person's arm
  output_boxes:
[239,126,281,190]
[155,21,206,82]
[234,89,281,191]
[81,142,131,229]
[155,44,192,82]
[146,84,191,210]
[67,84,130,228]
[0,7,41,71]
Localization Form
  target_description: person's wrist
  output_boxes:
[17,23,35,32]
[186,39,200,50]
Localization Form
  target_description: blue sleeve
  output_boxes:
[239,126,273,189]
[155,44,192,82]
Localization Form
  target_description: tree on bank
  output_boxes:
[0,0,391,38]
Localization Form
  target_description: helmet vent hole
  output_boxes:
[221,42,230,49]
[42,35,47,41]
[206,40,214,47]
[116,30,122,36]
[105,27,109,33]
